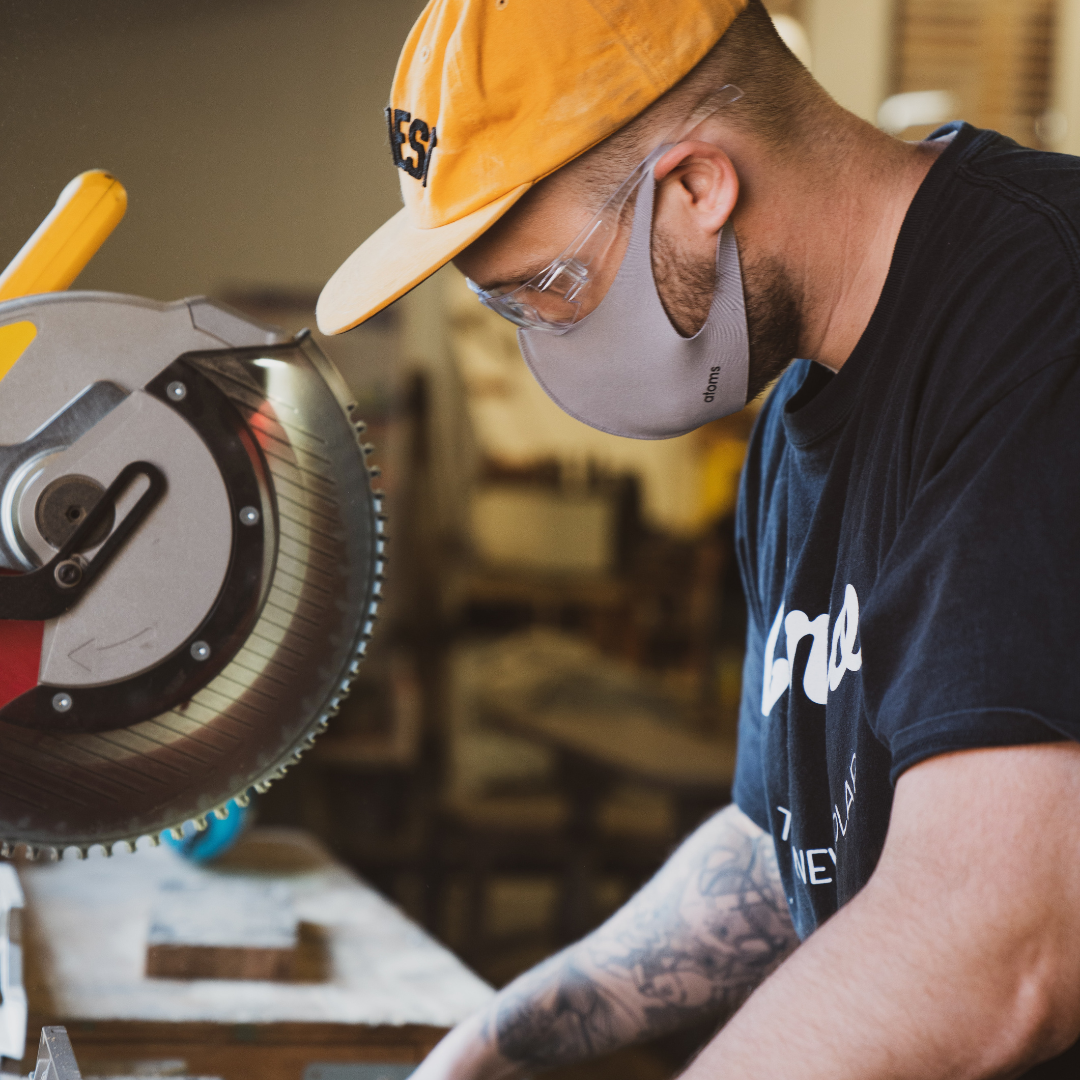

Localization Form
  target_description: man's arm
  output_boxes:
[414,803,799,1080]
[683,742,1080,1080]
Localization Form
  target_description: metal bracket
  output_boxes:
[0,461,165,621]
[30,1027,81,1080]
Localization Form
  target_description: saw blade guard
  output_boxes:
[0,293,383,858]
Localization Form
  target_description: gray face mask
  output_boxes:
[517,160,749,441]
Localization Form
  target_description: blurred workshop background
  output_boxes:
[2,0,1077,1012]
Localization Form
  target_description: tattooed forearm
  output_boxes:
[489,804,798,1071]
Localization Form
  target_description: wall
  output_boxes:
[804,0,896,123]
[0,0,424,302]
[1053,0,1080,154]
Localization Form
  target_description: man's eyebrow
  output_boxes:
[472,259,552,293]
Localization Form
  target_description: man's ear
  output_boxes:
[652,140,739,238]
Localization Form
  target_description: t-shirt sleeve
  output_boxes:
[861,353,1080,782]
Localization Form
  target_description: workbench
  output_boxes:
[15,828,493,1080]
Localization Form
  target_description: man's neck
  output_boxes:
[735,115,949,373]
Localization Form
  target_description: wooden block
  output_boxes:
[145,879,298,981]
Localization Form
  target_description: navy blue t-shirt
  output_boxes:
[732,123,1080,1073]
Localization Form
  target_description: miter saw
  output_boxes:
[0,171,384,860]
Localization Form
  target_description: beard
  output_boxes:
[652,227,802,402]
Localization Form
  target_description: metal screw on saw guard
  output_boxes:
[239,505,260,526]
[166,380,187,401]
[53,559,83,588]
[51,693,73,713]
[190,640,211,662]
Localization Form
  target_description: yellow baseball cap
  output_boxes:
[317,0,748,336]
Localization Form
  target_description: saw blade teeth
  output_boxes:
[75,846,89,860]
[148,834,161,848]
[213,805,230,821]
[233,792,251,808]
[192,816,209,832]
[0,843,13,859]
[101,842,114,857]
[25,846,39,862]
[122,840,137,854]
[169,826,186,841]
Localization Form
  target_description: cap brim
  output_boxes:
[317,183,532,335]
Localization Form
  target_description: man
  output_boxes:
[317,1,1080,1076]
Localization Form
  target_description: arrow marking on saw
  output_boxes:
[68,626,157,673]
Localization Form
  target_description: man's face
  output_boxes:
[455,140,801,399]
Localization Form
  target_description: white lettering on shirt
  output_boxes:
[762,604,789,715]
[761,585,863,715]
[784,610,830,704]
[829,584,863,691]
[833,752,858,843]
[778,756,855,893]
[806,849,833,885]
[792,846,807,885]
[777,805,793,842]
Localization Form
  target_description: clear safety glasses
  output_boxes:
[467,85,743,333]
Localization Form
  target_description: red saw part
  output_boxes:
[0,571,43,708]
[0,622,43,710]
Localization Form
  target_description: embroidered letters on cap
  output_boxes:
[386,107,438,187]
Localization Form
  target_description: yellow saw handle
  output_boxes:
[0,169,127,302]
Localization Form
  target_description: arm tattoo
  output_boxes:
[490,805,798,1070]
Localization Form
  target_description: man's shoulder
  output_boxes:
[949,124,1080,254]
[907,125,1080,394]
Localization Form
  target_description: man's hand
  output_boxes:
[683,742,1080,1079]
[410,803,798,1080]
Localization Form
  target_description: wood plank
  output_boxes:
[145,879,298,981]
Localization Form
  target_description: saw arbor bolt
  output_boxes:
[36,474,113,552]
[54,559,83,588]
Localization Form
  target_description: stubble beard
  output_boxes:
[652,228,802,402]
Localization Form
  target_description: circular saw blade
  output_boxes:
[0,293,383,857]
